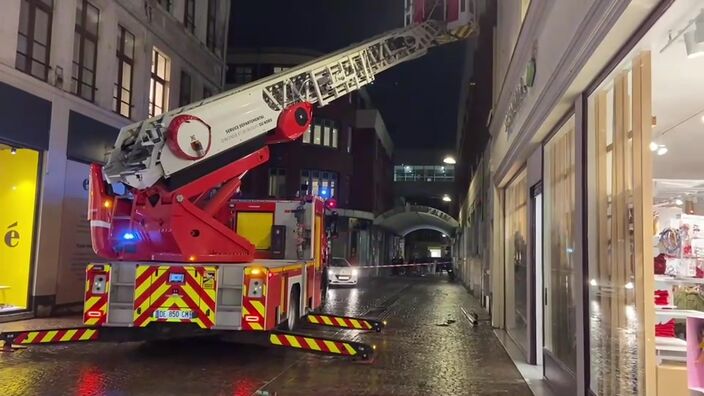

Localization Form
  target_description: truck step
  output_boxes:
[1,327,99,351]
[268,331,374,360]
[305,313,385,332]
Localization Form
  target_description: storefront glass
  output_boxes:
[586,2,704,394]
[0,143,40,312]
[505,168,529,355]
[543,115,577,372]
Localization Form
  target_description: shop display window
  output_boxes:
[0,143,40,313]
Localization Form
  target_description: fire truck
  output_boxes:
[1,0,477,361]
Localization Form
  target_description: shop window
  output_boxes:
[16,0,53,81]
[273,66,290,74]
[179,70,192,107]
[543,115,577,371]
[71,0,99,102]
[0,144,40,312]
[268,168,286,198]
[504,169,529,356]
[113,25,135,118]
[149,48,170,117]
[183,0,195,33]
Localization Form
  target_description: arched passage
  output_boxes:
[374,205,459,237]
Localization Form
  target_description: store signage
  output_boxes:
[4,222,19,248]
[504,47,537,135]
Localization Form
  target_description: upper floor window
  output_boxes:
[229,66,253,84]
[268,168,286,198]
[184,0,195,33]
[393,165,455,182]
[301,170,337,198]
[203,86,213,99]
[16,0,53,81]
[179,70,191,107]
[206,0,219,55]
[72,0,99,102]
[156,0,172,12]
[149,48,170,117]
[113,25,135,118]
[273,66,290,74]
[302,118,338,148]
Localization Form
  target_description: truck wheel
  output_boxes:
[285,286,301,331]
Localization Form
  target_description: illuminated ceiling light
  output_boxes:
[649,141,658,152]
[657,146,668,156]
[443,156,456,165]
[442,194,452,202]
[625,281,634,290]
[701,114,704,124]
[590,279,598,287]
[675,198,684,206]
[10,147,17,155]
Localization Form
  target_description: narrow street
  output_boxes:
[0,275,530,396]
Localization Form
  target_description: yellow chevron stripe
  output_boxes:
[84,295,101,309]
[350,319,362,329]
[343,343,357,355]
[304,337,321,351]
[249,323,263,330]
[23,332,39,344]
[41,330,58,343]
[334,317,347,327]
[242,305,250,315]
[308,315,319,324]
[323,340,340,354]
[61,329,78,342]
[322,316,333,325]
[80,329,96,341]
[251,300,266,317]
[285,335,301,348]
[84,318,99,326]
[270,334,282,345]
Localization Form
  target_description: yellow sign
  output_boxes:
[0,145,39,310]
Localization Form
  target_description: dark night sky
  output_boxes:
[229,0,469,150]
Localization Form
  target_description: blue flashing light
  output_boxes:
[320,189,329,198]
[122,232,136,241]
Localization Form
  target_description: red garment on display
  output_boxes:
[654,290,669,306]
[655,319,676,337]
[654,254,666,275]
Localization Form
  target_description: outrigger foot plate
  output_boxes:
[305,313,386,332]
[268,331,375,360]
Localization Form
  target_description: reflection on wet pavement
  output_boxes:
[0,276,530,396]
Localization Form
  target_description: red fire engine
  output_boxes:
[1,0,477,360]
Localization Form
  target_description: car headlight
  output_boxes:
[328,270,334,277]
[352,269,358,276]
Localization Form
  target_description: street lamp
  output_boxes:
[443,155,456,165]
[442,194,452,202]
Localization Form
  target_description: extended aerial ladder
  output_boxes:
[2,0,478,360]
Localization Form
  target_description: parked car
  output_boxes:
[327,257,358,286]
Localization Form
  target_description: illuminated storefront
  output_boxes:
[0,143,40,313]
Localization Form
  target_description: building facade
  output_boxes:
[226,47,397,268]
[0,0,230,320]
[455,0,704,395]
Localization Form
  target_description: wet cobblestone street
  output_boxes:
[0,276,531,396]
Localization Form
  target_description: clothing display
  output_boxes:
[655,290,670,306]
[655,319,676,338]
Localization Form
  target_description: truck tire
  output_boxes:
[284,286,301,331]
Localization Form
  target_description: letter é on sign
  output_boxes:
[4,222,20,248]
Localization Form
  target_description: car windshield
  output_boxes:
[330,258,350,267]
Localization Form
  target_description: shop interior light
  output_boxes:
[443,156,456,165]
[675,198,684,206]
[442,194,452,202]
[701,114,704,124]
[10,147,17,155]
[685,11,704,58]
[657,146,669,156]
[649,141,659,152]
[590,278,598,287]
[624,281,634,290]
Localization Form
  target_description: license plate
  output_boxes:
[154,309,193,319]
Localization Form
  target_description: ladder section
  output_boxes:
[261,20,454,110]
